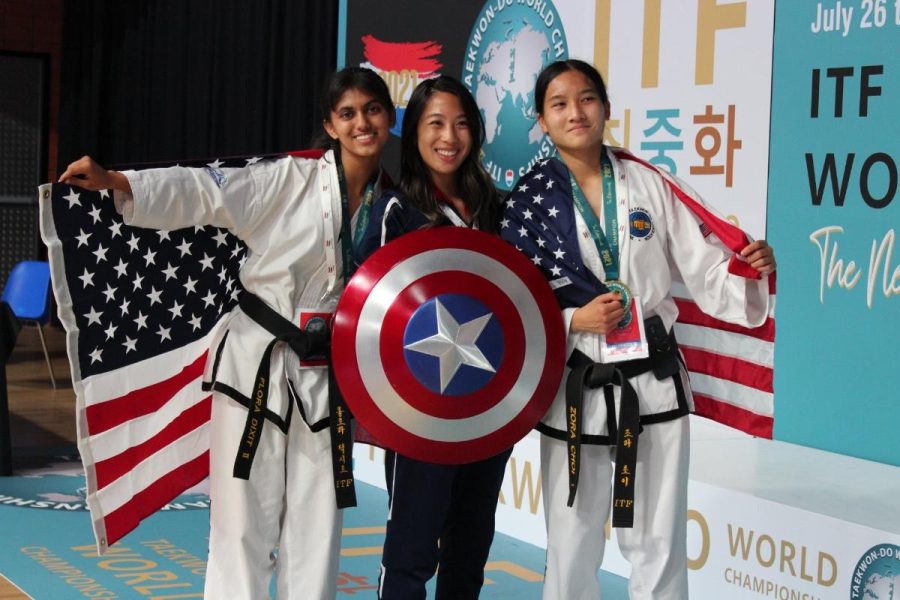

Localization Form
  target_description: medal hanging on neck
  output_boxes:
[568,149,633,327]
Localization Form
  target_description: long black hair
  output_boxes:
[534,59,609,115]
[312,67,395,151]
[399,75,499,233]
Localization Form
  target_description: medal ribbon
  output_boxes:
[568,148,620,281]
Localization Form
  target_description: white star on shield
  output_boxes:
[403,298,496,393]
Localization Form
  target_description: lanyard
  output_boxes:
[336,158,377,282]
[352,181,377,249]
[568,149,620,281]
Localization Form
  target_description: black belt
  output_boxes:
[565,315,681,528]
[233,291,356,509]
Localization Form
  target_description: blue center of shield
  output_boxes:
[403,294,504,396]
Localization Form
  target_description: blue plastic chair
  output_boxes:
[1,261,56,388]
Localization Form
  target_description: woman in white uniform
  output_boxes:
[59,67,395,599]
[502,59,776,600]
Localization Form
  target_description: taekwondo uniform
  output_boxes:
[354,193,512,600]
[502,148,772,600]
[115,150,381,599]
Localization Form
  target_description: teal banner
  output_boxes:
[768,1,899,465]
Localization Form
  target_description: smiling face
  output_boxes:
[537,69,609,156]
[415,91,473,191]
[324,87,393,163]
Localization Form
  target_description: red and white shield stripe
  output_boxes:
[332,227,565,464]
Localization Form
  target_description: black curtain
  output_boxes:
[58,0,338,170]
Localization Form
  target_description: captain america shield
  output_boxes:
[332,227,565,464]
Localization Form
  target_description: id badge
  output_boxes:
[600,298,649,363]
[298,311,332,368]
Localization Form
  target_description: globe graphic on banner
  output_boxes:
[462,2,568,190]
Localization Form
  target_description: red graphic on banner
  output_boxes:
[361,35,443,75]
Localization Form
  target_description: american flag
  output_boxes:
[501,150,775,438]
[39,154,293,552]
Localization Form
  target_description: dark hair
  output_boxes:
[399,75,499,233]
[313,67,396,150]
[534,59,609,115]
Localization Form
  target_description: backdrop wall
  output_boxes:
[340,0,900,467]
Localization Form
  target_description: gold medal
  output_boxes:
[605,280,633,328]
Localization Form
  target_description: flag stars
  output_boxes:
[230,244,242,259]
[168,301,184,320]
[553,248,566,260]
[517,183,529,192]
[85,306,103,326]
[156,325,172,342]
[102,284,117,303]
[119,298,130,316]
[246,156,262,166]
[132,273,144,291]
[99,189,110,199]
[545,179,555,189]
[207,159,224,169]
[201,290,216,308]
[78,269,95,288]
[218,266,228,283]
[92,244,109,263]
[189,314,203,331]
[76,229,92,247]
[176,239,192,257]
[147,287,163,306]
[505,198,516,209]
[550,265,562,277]
[113,259,128,278]
[104,322,118,340]
[199,254,215,271]
[184,276,198,295]
[517,226,528,238]
[522,208,533,221]
[532,194,544,205]
[88,205,103,224]
[500,218,510,229]
[134,312,148,331]
[143,248,157,266]
[126,234,140,253]
[64,190,81,208]
[536,238,547,248]
[531,255,542,266]
[212,230,229,247]
[162,263,179,280]
[156,230,171,242]
[123,336,137,353]
[89,348,103,364]
[548,206,560,218]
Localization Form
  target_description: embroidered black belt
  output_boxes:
[233,291,356,509]
[564,315,683,528]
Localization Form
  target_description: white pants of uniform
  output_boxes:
[204,391,342,599]
[540,417,690,600]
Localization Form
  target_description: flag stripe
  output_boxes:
[96,422,210,516]
[693,393,774,438]
[103,451,210,546]
[88,383,210,462]
[680,346,773,392]
[674,298,775,341]
[688,372,773,417]
[85,351,208,435]
[94,396,212,489]
[674,323,774,367]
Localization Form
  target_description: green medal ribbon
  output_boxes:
[568,148,620,281]
[351,181,376,251]
[567,149,633,326]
